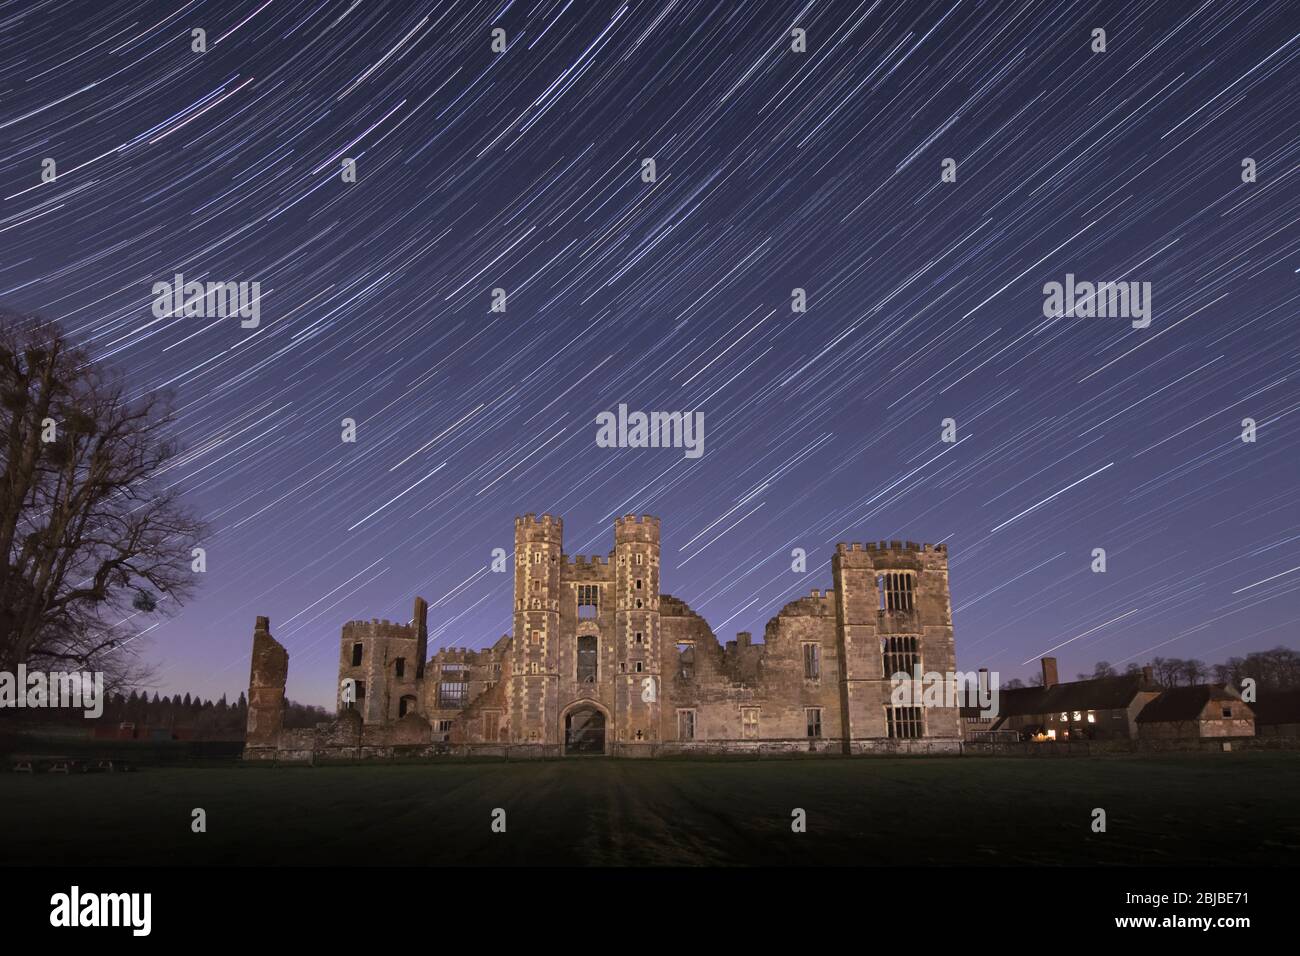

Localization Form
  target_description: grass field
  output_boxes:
[3,752,1298,866]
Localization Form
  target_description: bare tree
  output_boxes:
[0,310,205,674]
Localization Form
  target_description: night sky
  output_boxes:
[3,0,1298,707]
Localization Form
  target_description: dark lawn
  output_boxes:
[2,752,1298,866]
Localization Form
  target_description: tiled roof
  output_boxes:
[1136,684,1244,723]
[995,674,1159,717]
[1250,688,1300,725]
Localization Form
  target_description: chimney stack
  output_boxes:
[1041,657,1058,688]
[1141,665,1154,685]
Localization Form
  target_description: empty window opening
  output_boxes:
[887,706,923,739]
[577,584,599,619]
[577,635,598,683]
[676,641,694,680]
[398,695,416,718]
[351,643,363,667]
[395,657,405,679]
[882,635,920,679]
[877,572,916,611]
[438,682,468,709]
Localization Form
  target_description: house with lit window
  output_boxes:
[990,657,1161,742]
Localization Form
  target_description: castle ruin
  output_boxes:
[243,513,960,759]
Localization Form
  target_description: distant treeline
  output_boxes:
[1003,646,1300,691]
[5,689,330,737]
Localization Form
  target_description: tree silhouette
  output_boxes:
[0,310,206,674]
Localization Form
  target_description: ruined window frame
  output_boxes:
[437,681,468,709]
[881,635,920,679]
[677,708,697,740]
[877,571,916,612]
[351,642,363,667]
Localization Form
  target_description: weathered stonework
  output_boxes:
[244,514,961,760]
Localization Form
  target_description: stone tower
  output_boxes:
[510,513,563,743]
[613,515,661,741]
[831,541,958,748]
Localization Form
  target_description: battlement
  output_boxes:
[516,513,563,529]
[835,540,947,554]
[568,554,611,566]
[515,512,564,548]
[614,513,660,543]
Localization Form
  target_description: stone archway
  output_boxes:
[562,701,610,755]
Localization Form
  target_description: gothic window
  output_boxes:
[677,709,696,740]
[877,572,916,611]
[802,642,821,680]
[882,635,920,679]
[741,707,759,739]
[805,708,822,738]
[886,706,923,739]
[577,635,597,683]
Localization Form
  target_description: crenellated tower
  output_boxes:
[510,513,563,743]
[832,540,957,748]
[613,515,661,741]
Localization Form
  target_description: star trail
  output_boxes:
[2,0,1298,705]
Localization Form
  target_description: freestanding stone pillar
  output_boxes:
[246,616,288,748]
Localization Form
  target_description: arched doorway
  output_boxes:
[564,704,607,755]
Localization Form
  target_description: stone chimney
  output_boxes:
[246,616,287,747]
[1041,657,1059,688]
[1141,665,1154,685]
